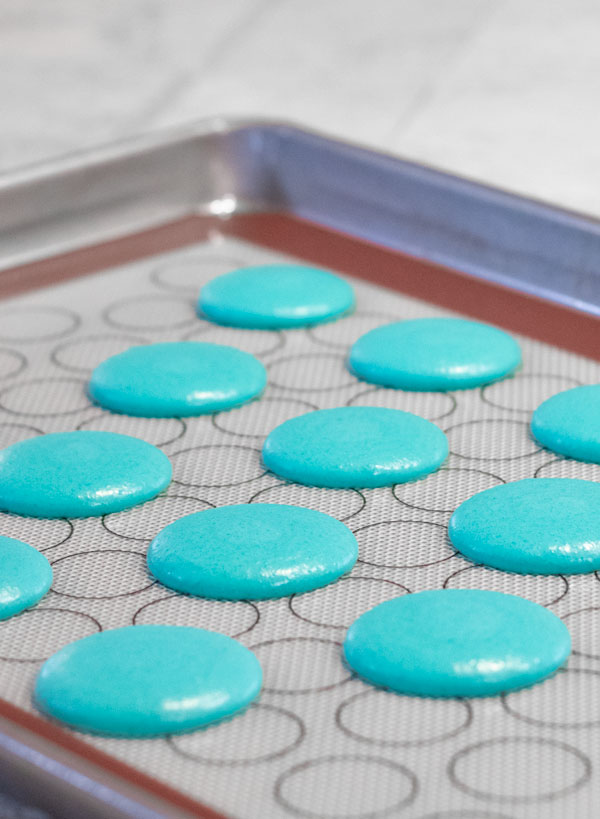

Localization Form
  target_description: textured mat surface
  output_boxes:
[0,236,599,819]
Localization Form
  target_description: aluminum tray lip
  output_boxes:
[1,117,600,320]
[0,116,231,183]
[1,114,600,233]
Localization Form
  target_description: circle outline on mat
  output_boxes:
[0,348,27,381]
[102,295,197,331]
[268,353,357,392]
[131,594,260,638]
[335,689,473,747]
[76,413,187,448]
[533,457,591,478]
[183,324,286,357]
[354,519,457,569]
[414,812,516,819]
[0,306,81,343]
[0,377,91,417]
[481,372,582,413]
[167,703,305,766]
[289,576,411,629]
[212,396,320,438]
[442,565,569,608]
[150,255,247,292]
[248,482,366,523]
[501,668,600,728]
[306,311,402,350]
[444,419,542,461]
[347,385,457,422]
[273,754,418,819]
[50,333,147,373]
[447,736,591,803]
[0,421,45,444]
[392,467,506,514]
[561,606,600,659]
[30,518,75,553]
[249,636,351,694]
[170,444,266,489]
[50,549,155,600]
[102,494,216,542]
[0,608,102,663]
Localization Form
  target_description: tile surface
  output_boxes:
[2,0,599,216]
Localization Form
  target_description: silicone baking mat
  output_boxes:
[0,231,599,819]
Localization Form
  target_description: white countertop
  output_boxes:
[2,0,600,217]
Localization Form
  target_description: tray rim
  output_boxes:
[1,117,600,319]
[1,114,599,230]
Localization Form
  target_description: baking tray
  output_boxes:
[0,119,599,819]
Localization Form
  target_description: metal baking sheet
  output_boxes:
[0,120,599,819]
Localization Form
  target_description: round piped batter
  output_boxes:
[348,318,521,391]
[0,431,172,518]
[89,341,266,417]
[147,503,358,600]
[0,535,52,620]
[198,264,355,329]
[449,478,600,575]
[343,589,570,698]
[531,384,600,462]
[34,625,262,736]
[262,406,448,488]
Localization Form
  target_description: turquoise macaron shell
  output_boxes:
[0,535,52,620]
[348,318,522,391]
[147,503,358,600]
[0,431,172,518]
[262,406,448,488]
[343,589,571,698]
[198,264,355,329]
[34,625,262,737]
[449,478,600,575]
[531,384,600,462]
[89,341,266,417]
